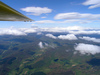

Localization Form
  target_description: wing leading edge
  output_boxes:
[0,1,33,21]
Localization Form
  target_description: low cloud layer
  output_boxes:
[21,7,52,16]
[58,34,78,40]
[0,26,100,36]
[0,27,38,36]
[74,43,100,55]
[0,28,26,36]
[79,36,100,43]
[45,34,57,39]
[69,30,100,35]
[41,26,88,32]
[45,33,78,40]
[82,0,100,9]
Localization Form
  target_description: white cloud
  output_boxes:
[54,12,100,20]
[0,27,39,36]
[63,26,86,30]
[38,42,44,48]
[58,34,78,40]
[79,36,100,43]
[0,26,100,36]
[23,28,37,33]
[21,7,52,16]
[37,32,43,35]
[59,19,91,24]
[36,20,55,24]
[69,30,100,35]
[31,24,36,26]
[45,34,57,39]
[35,19,91,24]
[0,28,26,36]
[75,43,100,55]
[44,43,49,46]
[82,0,100,9]
[41,26,88,32]
[41,17,47,19]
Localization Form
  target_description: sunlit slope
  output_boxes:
[0,1,33,21]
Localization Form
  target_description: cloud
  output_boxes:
[45,34,57,39]
[23,28,37,33]
[0,27,39,36]
[37,32,43,35]
[38,42,44,48]
[54,12,100,20]
[82,0,100,9]
[21,7,52,16]
[74,43,100,55]
[38,42,49,48]
[69,30,100,35]
[62,26,86,30]
[79,36,100,43]
[0,28,26,36]
[35,20,55,24]
[44,43,49,46]
[41,17,47,19]
[45,33,78,40]
[58,34,78,40]
[0,26,100,36]
[41,26,88,32]
[59,19,91,24]
[35,19,91,24]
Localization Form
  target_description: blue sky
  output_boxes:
[1,0,100,28]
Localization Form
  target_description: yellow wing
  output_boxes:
[0,1,33,21]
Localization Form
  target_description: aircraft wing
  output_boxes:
[0,1,33,21]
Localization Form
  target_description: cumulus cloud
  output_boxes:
[54,12,100,20]
[45,33,78,40]
[79,36,100,43]
[82,0,100,9]
[0,28,26,36]
[0,27,39,36]
[38,42,44,48]
[74,43,100,55]
[45,34,57,39]
[58,34,78,40]
[38,42,49,48]
[21,7,52,16]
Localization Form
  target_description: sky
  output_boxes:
[1,0,100,28]
[1,0,100,55]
